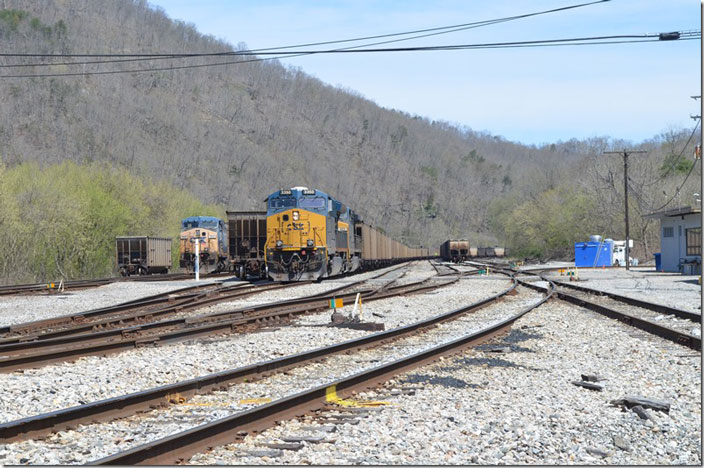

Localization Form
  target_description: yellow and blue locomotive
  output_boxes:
[265,187,361,281]
[179,216,228,273]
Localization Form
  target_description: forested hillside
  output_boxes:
[0,0,700,282]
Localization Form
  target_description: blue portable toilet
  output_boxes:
[574,241,613,267]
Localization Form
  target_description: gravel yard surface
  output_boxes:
[553,284,701,337]
[0,279,233,327]
[1,259,698,466]
[0,278,521,465]
[535,265,700,314]
[190,299,701,466]
[0,263,413,330]
[0,264,507,422]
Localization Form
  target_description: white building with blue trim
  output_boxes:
[643,206,701,274]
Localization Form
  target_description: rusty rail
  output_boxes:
[0,273,512,443]
[0,272,461,372]
[91,275,550,465]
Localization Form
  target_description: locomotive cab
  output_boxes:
[265,187,360,281]
[179,216,228,273]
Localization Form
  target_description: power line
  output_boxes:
[650,157,701,213]
[0,0,610,60]
[2,36,695,70]
[0,0,612,69]
[0,31,697,79]
[240,0,612,53]
[641,119,701,187]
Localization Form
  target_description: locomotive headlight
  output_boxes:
[276,240,283,248]
[292,211,300,221]
[307,239,314,247]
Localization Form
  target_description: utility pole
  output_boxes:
[692,95,701,121]
[604,149,647,270]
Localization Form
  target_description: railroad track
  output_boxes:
[0,264,427,372]
[470,261,701,351]
[0,260,421,297]
[0,263,413,342]
[0,269,547,466]
[430,261,474,276]
[547,279,700,350]
[0,278,115,296]
[0,281,294,342]
[0,272,236,296]
[91,273,549,465]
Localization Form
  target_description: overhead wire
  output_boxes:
[0,0,610,61]
[0,32,698,79]
[640,119,701,187]
[649,156,701,212]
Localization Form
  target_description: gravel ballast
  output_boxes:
[0,279,231,327]
[0,266,507,425]
[541,266,700,314]
[0,279,526,464]
[0,261,698,466]
[189,299,701,466]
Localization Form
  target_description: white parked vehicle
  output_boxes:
[611,239,636,266]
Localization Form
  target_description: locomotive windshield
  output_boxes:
[299,197,326,209]
[269,198,297,209]
[182,219,218,230]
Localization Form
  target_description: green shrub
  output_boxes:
[0,161,223,283]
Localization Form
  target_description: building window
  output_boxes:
[663,227,674,238]
[686,228,701,256]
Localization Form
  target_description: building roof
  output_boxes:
[643,205,702,219]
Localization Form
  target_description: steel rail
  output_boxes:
[0,278,114,296]
[0,281,235,336]
[1,262,409,338]
[91,276,549,465]
[473,261,699,322]
[0,260,414,297]
[430,261,462,276]
[554,286,701,350]
[0,275,456,372]
[485,263,701,350]
[549,279,700,321]
[0,283,297,345]
[0,267,408,352]
[0,280,373,360]
[0,272,238,296]
[519,273,701,350]
[0,272,511,442]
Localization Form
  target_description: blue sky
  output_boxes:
[147,0,700,146]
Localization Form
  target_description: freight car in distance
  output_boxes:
[475,246,507,258]
[226,211,268,279]
[116,236,172,276]
[440,239,470,263]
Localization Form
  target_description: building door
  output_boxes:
[677,224,683,267]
